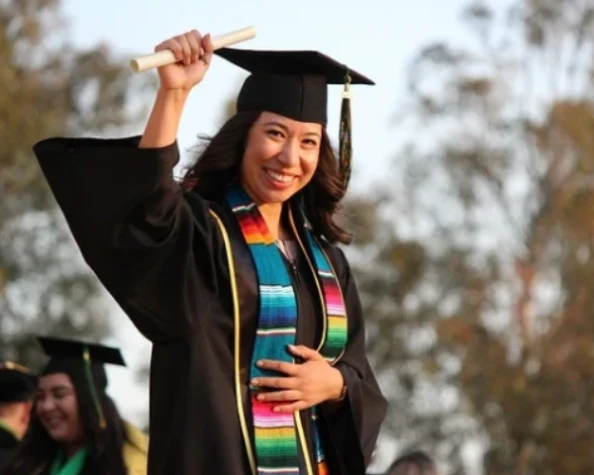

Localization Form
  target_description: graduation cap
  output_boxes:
[37,336,126,429]
[0,361,37,403]
[214,48,375,190]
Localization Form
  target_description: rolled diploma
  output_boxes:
[130,26,256,73]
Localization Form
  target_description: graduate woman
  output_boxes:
[32,29,387,475]
[3,337,148,475]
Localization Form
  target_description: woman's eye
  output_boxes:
[267,129,283,138]
[52,389,70,399]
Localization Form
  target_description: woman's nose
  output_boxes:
[36,397,56,413]
[277,139,300,167]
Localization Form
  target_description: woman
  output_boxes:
[32,30,386,475]
[384,451,439,475]
[3,337,148,475]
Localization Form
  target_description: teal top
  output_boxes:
[48,445,89,475]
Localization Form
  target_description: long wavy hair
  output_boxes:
[181,111,352,244]
[3,373,128,475]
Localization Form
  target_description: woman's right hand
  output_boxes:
[154,30,214,91]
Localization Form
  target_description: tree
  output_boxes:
[340,193,484,474]
[0,0,155,368]
[343,0,594,473]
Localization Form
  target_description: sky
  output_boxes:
[58,0,473,470]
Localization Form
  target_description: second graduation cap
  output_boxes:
[214,48,375,189]
[38,337,126,368]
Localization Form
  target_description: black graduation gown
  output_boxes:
[32,136,387,475]
[0,425,18,473]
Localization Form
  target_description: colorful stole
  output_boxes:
[48,446,89,475]
[225,184,348,475]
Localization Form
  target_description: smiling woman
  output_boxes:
[36,373,84,452]
[182,109,345,244]
[31,29,386,475]
[3,337,148,475]
[242,114,321,204]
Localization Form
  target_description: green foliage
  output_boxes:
[346,0,594,472]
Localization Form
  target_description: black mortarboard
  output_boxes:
[37,336,126,428]
[215,48,374,125]
[38,337,126,369]
[0,361,37,403]
[214,48,375,189]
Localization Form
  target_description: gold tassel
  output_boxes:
[339,70,352,192]
[83,346,107,429]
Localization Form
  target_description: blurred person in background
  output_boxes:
[0,361,37,472]
[3,337,148,475]
[384,451,439,475]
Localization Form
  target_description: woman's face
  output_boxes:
[240,111,323,205]
[36,373,84,445]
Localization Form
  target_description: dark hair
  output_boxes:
[386,451,438,475]
[4,376,128,475]
[180,111,352,244]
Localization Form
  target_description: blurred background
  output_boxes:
[2,0,594,473]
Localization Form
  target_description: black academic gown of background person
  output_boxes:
[33,136,387,475]
[0,424,19,473]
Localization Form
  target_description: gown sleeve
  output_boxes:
[321,246,387,474]
[33,136,225,342]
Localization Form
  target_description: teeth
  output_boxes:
[267,169,293,183]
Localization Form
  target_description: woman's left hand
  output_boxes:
[251,345,344,413]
